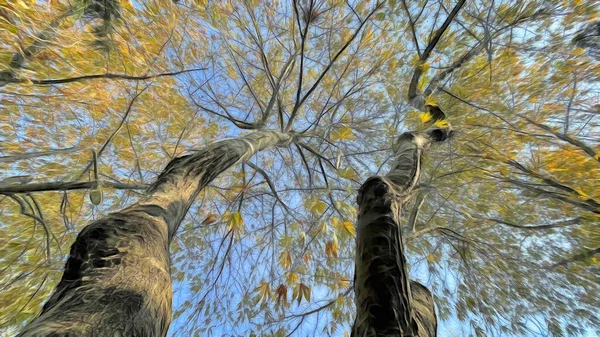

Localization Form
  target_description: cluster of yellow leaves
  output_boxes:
[278,251,292,269]
[337,167,358,180]
[254,281,271,305]
[275,284,287,308]
[330,126,355,141]
[325,234,339,259]
[292,283,311,305]
[255,276,311,309]
[305,196,326,215]
[332,217,355,236]
[222,211,244,234]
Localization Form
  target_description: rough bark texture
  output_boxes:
[353,130,445,337]
[18,130,291,337]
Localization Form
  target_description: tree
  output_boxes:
[16,131,292,336]
[1,0,599,336]
[2,0,388,335]
[353,125,450,337]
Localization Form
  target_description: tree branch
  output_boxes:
[5,68,207,86]
[407,0,466,107]
[520,115,599,163]
[286,1,384,131]
[0,180,148,194]
[550,247,600,269]
[485,217,583,230]
[0,147,79,163]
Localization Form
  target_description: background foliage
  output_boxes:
[0,0,599,336]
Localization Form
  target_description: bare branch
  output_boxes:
[5,68,207,86]
[0,180,148,194]
[0,147,79,163]
[407,0,466,107]
[485,217,583,230]
[502,178,600,214]
[246,162,294,216]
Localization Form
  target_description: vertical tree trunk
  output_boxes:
[353,130,446,337]
[18,130,292,337]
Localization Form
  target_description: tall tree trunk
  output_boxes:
[352,129,448,337]
[18,130,292,337]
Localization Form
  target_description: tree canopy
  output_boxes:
[0,0,599,336]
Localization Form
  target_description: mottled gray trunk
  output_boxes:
[18,130,292,337]
[353,130,446,337]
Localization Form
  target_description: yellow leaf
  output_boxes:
[338,167,357,180]
[226,64,238,79]
[419,112,433,124]
[255,281,271,304]
[279,251,292,269]
[223,212,244,233]
[433,119,449,129]
[332,216,340,229]
[325,235,339,259]
[424,95,437,107]
[303,253,311,264]
[120,0,134,11]
[330,126,354,141]
[293,283,311,304]
[341,29,351,42]
[338,278,350,289]
[575,189,589,200]
[231,183,245,193]
[363,27,373,44]
[307,197,326,215]
[498,167,509,176]
[342,220,355,236]
[194,0,208,7]
[573,47,585,56]
[285,272,298,285]
[301,283,311,302]
[201,213,218,225]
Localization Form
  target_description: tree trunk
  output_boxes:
[18,130,292,337]
[353,130,445,337]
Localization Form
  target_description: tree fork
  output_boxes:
[18,130,293,337]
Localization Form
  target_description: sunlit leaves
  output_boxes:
[433,119,449,129]
[419,112,433,124]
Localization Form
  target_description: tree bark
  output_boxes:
[352,130,446,337]
[18,130,292,337]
